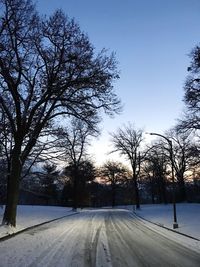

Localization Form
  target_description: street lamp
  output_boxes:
[146,132,178,229]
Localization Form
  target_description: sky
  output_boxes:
[37,0,200,165]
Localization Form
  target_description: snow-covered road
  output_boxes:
[0,209,200,267]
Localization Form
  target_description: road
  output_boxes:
[0,209,200,267]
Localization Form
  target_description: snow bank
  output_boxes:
[127,203,200,240]
[0,205,74,238]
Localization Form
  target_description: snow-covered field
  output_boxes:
[118,203,200,254]
[0,203,200,242]
[133,203,200,240]
[0,203,200,241]
[0,205,75,238]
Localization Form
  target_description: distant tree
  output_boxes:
[64,159,96,208]
[144,130,200,203]
[40,163,59,202]
[61,181,73,206]
[57,118,97,210]
[110,124,144,209]
[0,0,120,226]
[57,118,98,164]
[141,162,156,204]
[100,161,130,207]
[166,129,198,201]
[143,144,169,204]
[187,141,200,168]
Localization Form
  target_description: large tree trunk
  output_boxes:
[3,145,22,227]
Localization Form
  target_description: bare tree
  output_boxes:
[64,159,96,209]
[100,160,130,207]
[0,0,121,226]
[110,123,144,209]
[142,144,169,204]
[178,45,200,132]
[57,118,97,210]
[40,163,59,201]
[166,129,199,201]
[145,129,200,203]
[57,118,98,164]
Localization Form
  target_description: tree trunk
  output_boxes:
[161,176,168,204]
[3,146,22,227]
[150,181,155,204]
[177,174,187,202]
[111,185,116,207]
[134,177,140,209]
[72,170,78,211]
[149,177,155,204]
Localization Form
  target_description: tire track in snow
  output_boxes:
[105,210,200,267]
[84,211,112,267]
[27,212,96,267]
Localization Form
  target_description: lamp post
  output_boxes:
[147,132,178,229]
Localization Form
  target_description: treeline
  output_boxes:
[1,129,199,209]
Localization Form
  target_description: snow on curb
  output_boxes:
[0,212,79,242]
[130,212,200,253]
[0,206,79,241]
[134,212,200,241]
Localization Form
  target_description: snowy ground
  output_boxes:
[0,205,200,266]
[0,203,200,241]
[0,205,75,238]
[131,203,200,240]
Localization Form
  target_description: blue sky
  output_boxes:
[37,0,200,165]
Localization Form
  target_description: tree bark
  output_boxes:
[3,145,22,227]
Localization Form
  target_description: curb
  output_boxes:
[0,211,79,242]
[133,211,200,242]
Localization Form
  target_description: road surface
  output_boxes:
[0,209,200,266]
